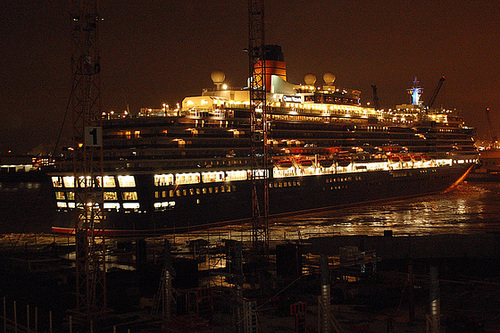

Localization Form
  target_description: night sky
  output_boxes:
[1,0,499,154]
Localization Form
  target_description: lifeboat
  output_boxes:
[411,154,422,162]
[422,154,432,161]
[319,157,334,168]
[274,158,293,169]
[295,156,313,168]
[400,154,412,162]
[335,151,352,167]
[389,154,401,163]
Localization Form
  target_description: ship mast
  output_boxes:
[70,0,107,326]
[248,0,269,255]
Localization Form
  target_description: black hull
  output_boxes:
[52,164,472,235]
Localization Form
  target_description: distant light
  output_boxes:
[222,84,228,90]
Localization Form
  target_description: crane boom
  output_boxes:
[427,76,445,109]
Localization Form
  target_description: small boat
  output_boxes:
[295,156,313,167]
[274,158,293,169]
[318,157,334,168]
[400,154,412,162]
[411,154,422,162]
[388,154,401,163]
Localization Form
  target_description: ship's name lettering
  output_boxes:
[283,95,302,103]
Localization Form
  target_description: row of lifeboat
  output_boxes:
[388,153,431,163]
[274,152,432,169]
[274,153,352,169]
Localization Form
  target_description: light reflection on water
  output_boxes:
[267,181,500,238]
[1,181,500,241]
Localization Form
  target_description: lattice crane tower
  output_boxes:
[70,0,107,323]
[248,0,269,255]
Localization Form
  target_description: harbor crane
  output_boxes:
[69,0,107,327]
[426,76,446,109]
[371,85,380,110]
[248,0,269,256]
[485,107,498,147]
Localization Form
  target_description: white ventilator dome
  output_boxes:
[323,72,336,85]
[211,70,225,85]
[304,73,317,85]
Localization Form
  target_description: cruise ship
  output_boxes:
[50,46,478,235]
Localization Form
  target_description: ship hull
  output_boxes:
[51,163,472,236]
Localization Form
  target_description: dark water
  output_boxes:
[1,180,500,237]
[270,181,500,238]
[0,180,55,234]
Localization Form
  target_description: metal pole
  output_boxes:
[409,262,415,324]
[3,297,6,333]
[429,266,440,333]
[13,300,17,333]
[320,255,330,333]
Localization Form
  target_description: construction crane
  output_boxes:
[485,108,498,147]
[248,0,269,256]
[371,85,380,110]
[426,76,446,109]
[70,0,107,326]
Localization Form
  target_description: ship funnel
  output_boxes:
[252,45,287,92]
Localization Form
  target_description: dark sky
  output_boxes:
[1,0,499,154]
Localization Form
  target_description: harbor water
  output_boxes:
[0,179,500,237]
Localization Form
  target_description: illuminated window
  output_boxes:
[202,171,225,183]
[162,191,166,198]
[169,190,174,197]
[175,173,200,185]
[104,202,120,209]
[220,186,225,193]
[196,188,201,195]
[67,192,75,200]
[63,176,75,188]
[155,191,159,199]
[176,190,181,196]
[123,202,140,209]
[208,187,213,194]
[182,189,187,196]
[122,192,138,200]
[226,170,247,181]
[202,188,207,194]
[56,202,67,208]
[55,192,65,200]
[154,174,174,186]
[102,176,116,188]
[52,177,62,188]
[189,188,195,195]
[104,192,118,201]
[117,175,136,187]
